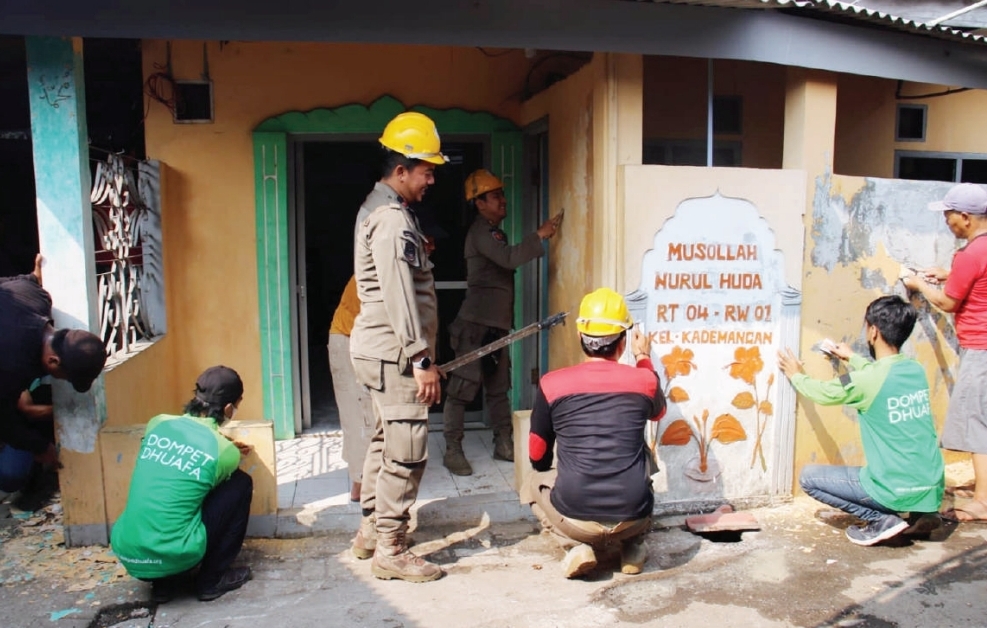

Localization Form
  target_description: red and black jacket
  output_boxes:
[529,358,665,521]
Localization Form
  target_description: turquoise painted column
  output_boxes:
[26,36,108,546]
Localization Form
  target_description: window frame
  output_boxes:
[894,103,928,143]
[894,149,987,183]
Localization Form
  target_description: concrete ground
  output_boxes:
[1,433,984,628]
[273,428,525,537]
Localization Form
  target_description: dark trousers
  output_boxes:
[0,444,34,493]
[196,469,253,591]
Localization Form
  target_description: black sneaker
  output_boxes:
[197,566,252,601]
[902,513,942,539]
[151,577,179,604]
[845,514,908,546]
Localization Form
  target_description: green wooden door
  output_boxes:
[253,96,526,439]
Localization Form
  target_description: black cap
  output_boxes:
[194,366,244,406]
[52,329,108,393]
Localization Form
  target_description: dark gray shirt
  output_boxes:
[455,215,544,330]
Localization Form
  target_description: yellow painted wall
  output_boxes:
[124,38,972,514]
[517,52,643,369]
[100,420,277,524]
[520,55,601,370]
[103,342,182,428]
[800,173,963,469]
[836,76,987,179]
[141,40,539,419]
[64,164,185,533]
[642,57,786,169]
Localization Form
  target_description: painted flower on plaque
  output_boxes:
[726,346,775,471]
[656,345,748,482]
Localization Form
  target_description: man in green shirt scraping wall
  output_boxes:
[778,296,944,546]
[111,366,253,602]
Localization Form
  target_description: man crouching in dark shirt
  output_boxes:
[0,256,107,495]
[527,287,666,579]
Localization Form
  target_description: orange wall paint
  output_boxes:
[142,40,538,420]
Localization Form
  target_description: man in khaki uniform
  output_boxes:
[442,169,561,476]
[349,111,447,582]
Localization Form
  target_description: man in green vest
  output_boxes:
[778,296,944,546]
[111,366,253,602]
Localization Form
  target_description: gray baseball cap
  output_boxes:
[928,183,987,214]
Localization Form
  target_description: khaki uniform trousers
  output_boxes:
[443,319,512,442]
[527,469,651,550]
[355,359,430,536]
[328,333,374,484]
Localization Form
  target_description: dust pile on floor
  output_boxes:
[0,496,128,592]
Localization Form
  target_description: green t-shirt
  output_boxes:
[110,414,240,580]
[791,353,944,513]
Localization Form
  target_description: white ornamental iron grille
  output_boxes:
[91,154,151,357]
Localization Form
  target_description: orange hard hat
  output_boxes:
[464,169,504,202]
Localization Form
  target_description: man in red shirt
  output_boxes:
[903,183,987,522]
[526,288,666,578]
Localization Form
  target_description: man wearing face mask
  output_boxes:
[441,169,562,476]
[777,296,944,547]
[111,366,254,602]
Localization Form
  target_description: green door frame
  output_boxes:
[253,96,525,439]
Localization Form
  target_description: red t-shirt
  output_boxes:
[945,234,987,350]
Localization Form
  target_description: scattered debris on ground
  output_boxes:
[0,494,128,595]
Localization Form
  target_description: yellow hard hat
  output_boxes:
[576,288,633,337]
[464,169,503,201]
[379,112,449,165]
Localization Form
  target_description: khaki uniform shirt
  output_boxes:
[455,214,544,330]
[353,181,401,243]
[351,196,437,364]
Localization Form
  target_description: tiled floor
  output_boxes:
[274,428,523,535]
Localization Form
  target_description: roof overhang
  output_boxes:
[642,1,987,44]
[4,0,987,88]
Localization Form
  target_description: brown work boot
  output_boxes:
[371,532,444,583]
[493,433,514,462]
[561,543,597,579]
[443,441,473,476]
[351,515,377,560]
[620,536,648,574]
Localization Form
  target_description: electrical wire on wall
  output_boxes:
[475,47,515,58]
[896,80,970,100]
[521,51,593,101]
[143,41,178,118]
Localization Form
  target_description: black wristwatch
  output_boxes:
[412,355,432,370]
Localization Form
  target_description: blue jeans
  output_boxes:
[0,445,35,493]
[799,464,897,523]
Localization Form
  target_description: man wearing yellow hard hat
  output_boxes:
[348,111,447,582]
[526,288,667,579]
[441,169,563,476]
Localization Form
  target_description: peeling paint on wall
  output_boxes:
[804,174,966,466]
[811,175,957,273]
[811,175,962,358]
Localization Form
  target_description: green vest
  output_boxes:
[857,359,944,513]
[110,414,240,580]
